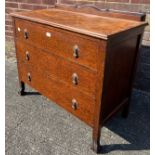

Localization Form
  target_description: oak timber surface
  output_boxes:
[11,9,147,40]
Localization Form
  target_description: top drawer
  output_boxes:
[14,18,99,70]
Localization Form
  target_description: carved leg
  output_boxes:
[92,126,101,153]
[18,81,25,96]
[121,102,130,118]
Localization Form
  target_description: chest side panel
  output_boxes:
[101,35,140,123]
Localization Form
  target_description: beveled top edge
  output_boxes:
[11,11,108,40]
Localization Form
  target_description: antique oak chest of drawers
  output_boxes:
[11,5,147,153]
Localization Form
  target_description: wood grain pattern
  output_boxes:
[11,8,147,40]
[18,62,95,127]
[15,18,99,70]
[101,36,139,123]
[92,39,107,152]
[16,40,97,96]
[11,6,147,153]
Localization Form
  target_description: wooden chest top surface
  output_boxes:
[11,8,147,40]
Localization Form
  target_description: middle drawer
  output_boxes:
[16,41,97,96]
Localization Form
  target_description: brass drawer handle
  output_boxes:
[24,29,28,39]
[26,51,30,61]
[72,99,78,110]
[72,73,79,85]
[73,45,79,58]
[27,72,31,81]
[46,32,52,38]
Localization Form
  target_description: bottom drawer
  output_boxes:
[18,62,95,127]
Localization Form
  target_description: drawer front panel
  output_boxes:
[15,18,99,70]
[18,62,95,126]
[16,41,97,96]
